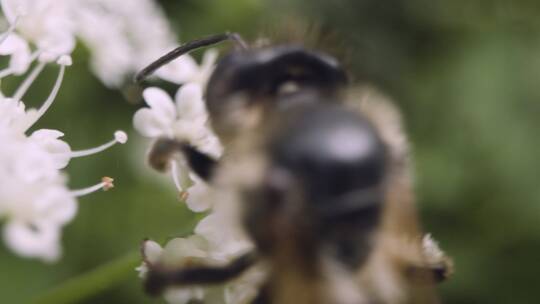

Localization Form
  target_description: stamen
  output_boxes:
[11,57,47,102]
[0,50,40,79]
[0,16,19,46]
[179,191,189,201]
[0,68,13,79]
[70,176,115,197]
[24,55,72,130]
[170,160,183,192]
[69,131,128,158]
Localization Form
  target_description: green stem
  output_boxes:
[32,251,140,304]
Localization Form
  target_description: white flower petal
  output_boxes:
[142,240,163,264]
[175,83,205,119]
[29,129,72,169]
[31,129,65,140]
[0,97,29,131]
[154,54,199,84]
[135,264,149,279]
[13,143,58,182]
[34,187,77,225]
[185,180,212,212]
[196,134,223,158]
[0,0,21,24]
[0,33,32,74]
[172,119,208,143]
[195,212,252,260]
[164,287,204,304]
[142,87,176,121]
[37,29,75,57]
[3,220,61,262]
[162,236,208,264]
[133,108,169,138]
[196,49,218,84]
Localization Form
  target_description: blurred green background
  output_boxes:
[1,0,539,303]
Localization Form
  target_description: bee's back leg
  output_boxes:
[145,251,257,296]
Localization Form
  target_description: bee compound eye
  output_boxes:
[271,104,386,199]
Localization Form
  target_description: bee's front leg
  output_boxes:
[145,251,257,296]
[148,138,218,181]
[178,143,218,181]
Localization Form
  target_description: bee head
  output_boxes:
[205,45,348,143]
[135,33,347,144]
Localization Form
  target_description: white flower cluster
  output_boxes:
[0,4,129,262]
[138,213,262,304]
[0,0,184,87]
[133,49,222,205]
[133,48,264,303]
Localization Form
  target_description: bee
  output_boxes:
[135,32,452,304]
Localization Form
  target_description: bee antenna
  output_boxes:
[134,32,247,83]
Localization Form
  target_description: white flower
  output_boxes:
[138,232,261,304]
[134,84,208,139]
[134,83,222,193]
[0,128,73,261]
[0,31,127,262]
[0,173,76,261]
[11,136,60,183]
[194,212,252,261]
[0,54,72,134]
[4,220,62,262]
[28,129,71,169]
[185,177,213,212]
[29,128,128,170]
[72,0,191,87]
[0,33,32,75]
[134,87,178,138]
[122,5,267,302]
[138,237,218,304]
[0,122,121,262]
[1,0,76,59]
[0,97,35,133]
[138,232,262,304]
[1,0,199,87]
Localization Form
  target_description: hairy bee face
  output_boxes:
[204,45,348,144]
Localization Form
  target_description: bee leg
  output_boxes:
[407,262,453,284]
[145,251,257,296]
[148,138,218,181]
[429,264,452,283]
[179,144,218,181]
